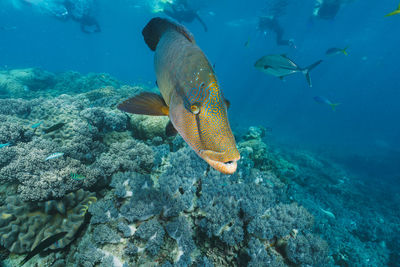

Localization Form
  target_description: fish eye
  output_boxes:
[190,103,200,114]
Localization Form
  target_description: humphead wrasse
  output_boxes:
[118,17,240,174]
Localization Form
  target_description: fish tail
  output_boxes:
[303,59,323,87]
[142,17,195,51]
[330,103,340,111]
[342,46,349,56]
[384,9,400,17]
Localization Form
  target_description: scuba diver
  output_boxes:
[312,0,357,20]
[313,0,341,20]
[19,0,101,34]
[64,0,101,34]
[163,0,208,32]
[258,16,295,48]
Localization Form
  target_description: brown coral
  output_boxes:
[0,189,96,253]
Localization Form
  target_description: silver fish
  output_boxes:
[45,152,64,161]
[254,54,322,87]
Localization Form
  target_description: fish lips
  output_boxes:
[200,149,240,174]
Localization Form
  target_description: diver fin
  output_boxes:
[142,17,195,51]
[224,99,231,109]
[118,92,169,116]
[303,59,323,87]
[165,120,178,137]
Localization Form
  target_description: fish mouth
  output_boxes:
[200,150,240,175]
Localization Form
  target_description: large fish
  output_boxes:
[118,17,240,174]
[254,54,322,87]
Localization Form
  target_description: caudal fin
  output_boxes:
[342,46,349,56]
[303,60,323,87]
[384,7,400,17]
[142,17,195,51]
[329,103,340,111]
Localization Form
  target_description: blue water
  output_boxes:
[2,0,399,151]
[1,0,399,266]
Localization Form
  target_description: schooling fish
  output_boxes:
[326,46,349,56]
[20,231,68,266]
[42,122,65,134]
[313,96,340,111]
[118,17,240,174]
[385,3,400,17]
[45,152,64,161]
[254,54,322,87]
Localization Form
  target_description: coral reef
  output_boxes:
[0,68,121,99]
[0,68,55,98]
[0,68,397,267]
[285,233,329,266]
[0,138,103,201]
[0,189,96,253]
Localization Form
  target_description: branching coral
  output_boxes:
[96,139,154,176]
[135,219,165,256]
[285,233,329,266]
[247,203,314,241]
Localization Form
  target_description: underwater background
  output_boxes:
[0,0,399,266]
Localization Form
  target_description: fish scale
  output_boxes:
[118,17,240,174]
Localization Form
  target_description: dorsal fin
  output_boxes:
[142,17,195,51]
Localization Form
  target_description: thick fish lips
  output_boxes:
[199,149,240,175]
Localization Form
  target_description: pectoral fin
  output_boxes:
[165,120,178,137]
[118,92,169,116]
[225,99,231,109]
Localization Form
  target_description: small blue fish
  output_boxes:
[31,121,43,129]
[45,152,64,161]
[0,143,11,149]
[313,96,340,111]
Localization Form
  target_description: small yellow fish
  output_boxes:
[385,3,400,17]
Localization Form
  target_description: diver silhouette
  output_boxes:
[163,0,208,32]
[313,0,341,20]
[258,16,295,48]
[64,0,101,34]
